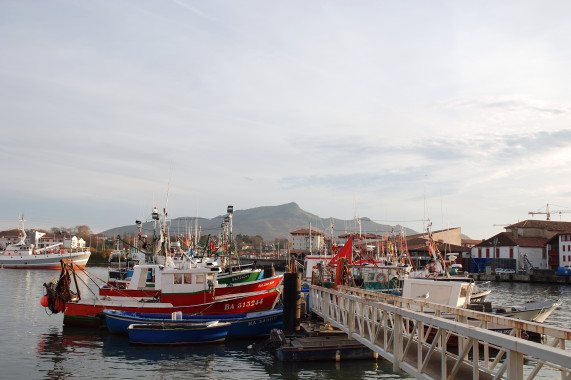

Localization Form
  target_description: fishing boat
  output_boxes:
[98,260,283,301]
[103,206,264,288]
[127,320,231,345]
[41,259,282,327]
[103,308,283,337]
[307,235,412,293]
[488,299,561,323]
[0,216,91,270]
[402,278,561,336]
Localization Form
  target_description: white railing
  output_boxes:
[309,285,571,380]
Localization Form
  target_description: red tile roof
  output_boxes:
[290,228,324,236]
[338,232,382,239]
[474,232,547,248]
[507,220,571,231]
[514,236,548,248]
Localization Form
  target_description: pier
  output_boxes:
[309,285,571,379]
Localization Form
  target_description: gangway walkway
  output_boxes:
[309,285,571,379]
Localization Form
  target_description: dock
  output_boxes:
[470,272,571,284]
[309,284,571,379]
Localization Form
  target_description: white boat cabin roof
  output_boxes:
[402,278,473,310]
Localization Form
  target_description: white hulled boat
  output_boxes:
[0,217,91,269]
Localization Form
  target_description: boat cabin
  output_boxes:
[402,278,473,310]
[128,264,218,294]
[4,243,35,256]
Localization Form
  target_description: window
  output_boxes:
[195,275,204,284]
[486,248,490,258]
[509,247,514,259]
[478,248,482,258]
[184,274,192,284]
[496,248,500,258]
[173,274,183,284]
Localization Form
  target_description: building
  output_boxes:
[407,227,463,247]
[461,239,481,249]
[471,232,546,272]
[470,219,571,273]
[406,228,470,268]
[545,232,571,274]
[289,228,325,257]
[505,220,571,240]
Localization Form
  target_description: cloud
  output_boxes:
[446,97,570,116]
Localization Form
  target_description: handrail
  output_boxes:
[310,284,571,379]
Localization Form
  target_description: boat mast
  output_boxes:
[16,213,27,245]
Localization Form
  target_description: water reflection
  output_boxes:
[264,358,407,380]
[36,326,106,379]
[4,267,568,380]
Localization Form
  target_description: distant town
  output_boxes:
[2,217,571,275]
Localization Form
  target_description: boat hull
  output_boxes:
[217,269,262,285]
[0,251,91,269]
[98,275,283,304]
[63,290,281,327]
[104,308,283,337]
[128,321,230,345]
[492,300,561,323]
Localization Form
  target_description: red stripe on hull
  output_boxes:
[63,290,280,327]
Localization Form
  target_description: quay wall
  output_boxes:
[240,256,288,271]
[470,272,571,284]
[239,255,571,283]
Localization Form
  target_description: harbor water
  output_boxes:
[0,266,569,379]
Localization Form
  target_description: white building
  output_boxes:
[546,232,571,273]
[290,228,325,254]
[472,220,571,272]
[471,232,547,270]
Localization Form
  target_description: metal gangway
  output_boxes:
[309,285,571,379]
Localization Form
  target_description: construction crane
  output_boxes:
[528,203,571,221]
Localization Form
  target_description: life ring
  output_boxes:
[376,272,387,283]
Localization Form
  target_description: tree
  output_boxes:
[75,225,93,239]
[50,226,72,235]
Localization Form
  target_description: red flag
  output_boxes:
[333,237,353,290]
[329,237,353,267]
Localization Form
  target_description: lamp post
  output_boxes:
[226,205,233,255]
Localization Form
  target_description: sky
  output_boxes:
[2,0,571,239]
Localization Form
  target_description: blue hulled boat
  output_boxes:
[104,308,283,337]
[127,320,231,345]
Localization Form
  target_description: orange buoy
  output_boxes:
[40,295,49,307]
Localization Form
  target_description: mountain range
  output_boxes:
[101,202,419,241]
